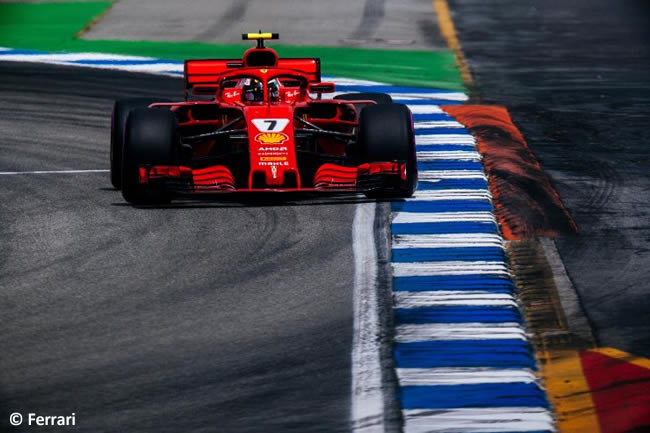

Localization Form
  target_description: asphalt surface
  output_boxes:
[450,0,650,356]
[0,62,359,432]
[84,0,446,50]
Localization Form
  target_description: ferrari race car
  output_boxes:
[110,32,417,204]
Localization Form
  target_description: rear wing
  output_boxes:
[184,58,321,95]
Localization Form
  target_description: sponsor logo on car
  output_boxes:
[258,161,289,166]
[260,156,287,162]
[258,146,288,151]
[255,132,289,144]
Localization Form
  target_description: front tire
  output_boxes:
[121,108,178,205]
[358,103,417,199]
[110,98,162,189]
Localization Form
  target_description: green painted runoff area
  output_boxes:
[0,1,465,90]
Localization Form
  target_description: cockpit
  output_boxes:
[219,75,306,104]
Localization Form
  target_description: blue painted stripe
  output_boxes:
[0,48,47,55]
[334,84,465,94]
[417,160,484,171]
[394,340,536,369]
[395,306,522,325]
[416,144,477,152]
[393,275,515,292]
[391,221,498,235]
[70,59,183,65]
[413,113,456,122]
[392,200,493,213]
[392,247,506,263]
[417,178,488,190]
[400,383,549,409]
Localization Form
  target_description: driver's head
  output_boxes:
[242,78,264,102]
[268,79,280,102]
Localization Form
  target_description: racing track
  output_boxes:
[0,62,362,432]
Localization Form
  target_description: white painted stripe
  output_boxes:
[417,151,482,161]
[0,169,109,175]
[0,55,184,76]
[396,368,537,385]
[392,234,504,249]
[392,261,510,277]
[351,202,385,433]
[402,408,554,433]
[414,121,464,129]
[324,77,387,86]
[390,92,468,102]
[395,323,527,342]
[83,63,183,73]
[409,189,492,201]
[419,170,487,180]
[415,134,475,145]
[394,292,516,308]
[0,52,157,61]
[392,211,496,224]
[406,104,444,114]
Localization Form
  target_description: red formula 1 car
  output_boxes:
[110,32,417,204]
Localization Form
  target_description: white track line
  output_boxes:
[408,190,492,201]
[416,151,482,161]
[392,261,510,277]
[419,171,487,180]
[406,105,444,114]
[396,368,537,385]
[402,408,554,433]
[395,323,527,342]
[392,234,505,249]
[351,202,385,433]
[414,121,465,129]
[392,211,496,224]
[0,169,109,175]
[391,93,468,102]
[394,292,517,308]
[416,134,475,145]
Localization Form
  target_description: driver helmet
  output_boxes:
[242,78,264,102]
[268,78,280,101]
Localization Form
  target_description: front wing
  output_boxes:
[138,162,406,195]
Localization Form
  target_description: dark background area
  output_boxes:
[450,0,650,356]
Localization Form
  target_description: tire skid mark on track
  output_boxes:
[0,50,553,432]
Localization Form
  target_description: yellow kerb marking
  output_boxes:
[590,347,650,370]
[541,350,601,433]
[432,0,474,86]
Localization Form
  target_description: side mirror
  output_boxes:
[308,82,336,94]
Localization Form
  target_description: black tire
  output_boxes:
[121,108,178,205]
[358,103,417,199]
[110,98,164,189]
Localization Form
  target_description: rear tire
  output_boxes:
[110,98,165,189]
[121,108,178,205]
[358,103,417,199]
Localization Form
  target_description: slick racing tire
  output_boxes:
[334,92,393,104]
[110,98,166,189]
[121,108,178,205]
[358,103,417,199]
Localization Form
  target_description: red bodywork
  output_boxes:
[138,45,405,195]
